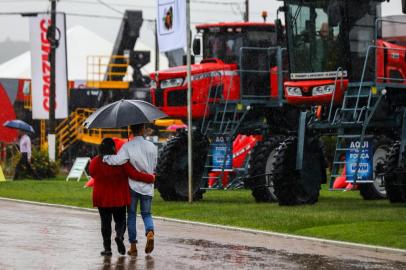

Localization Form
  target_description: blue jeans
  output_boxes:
[127,190,154,244]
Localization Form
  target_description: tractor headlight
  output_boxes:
[286,87,302,96]
[160,78,184,89]
[312,85,335,96]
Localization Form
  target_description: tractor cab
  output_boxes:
[195,22,277,65]
[280,0,383,105]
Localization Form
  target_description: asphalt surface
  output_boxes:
[0,199,405,270]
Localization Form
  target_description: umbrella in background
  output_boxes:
[166,124,187,131]
[83,99,167,129]
[3,120,35,133]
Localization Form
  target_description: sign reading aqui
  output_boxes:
[345,139,373,183]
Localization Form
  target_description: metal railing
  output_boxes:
[239,46,286,104]
[86,55,131,89]
[327,67,345,122]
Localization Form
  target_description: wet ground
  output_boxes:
[0,199,405,270]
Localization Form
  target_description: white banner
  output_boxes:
[30,13,68,119]
[157,0,187,52]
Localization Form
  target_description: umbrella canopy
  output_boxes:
[83,99,167,129]
[166,124,187,131]
[3,120,35,133]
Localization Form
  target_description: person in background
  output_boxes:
[13,130,38,180]
[103,124,158,256]
[89,138,155,256]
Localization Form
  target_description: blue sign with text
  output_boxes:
[211,135,233,171]
[345,139,373,183]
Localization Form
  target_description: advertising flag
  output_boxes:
[29,13,68,119]
[157,0,187,52]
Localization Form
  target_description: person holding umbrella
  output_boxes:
[3,120,38,180]
[90,138,155,256]
[83,100,167,256]
[103,124,158,256]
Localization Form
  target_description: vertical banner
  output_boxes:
[30,13,68,119]
[157,0,186,52]
[346,139,373,183]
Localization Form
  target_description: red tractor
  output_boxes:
[150,22,300,201]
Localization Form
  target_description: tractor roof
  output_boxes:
[196,22,275,30]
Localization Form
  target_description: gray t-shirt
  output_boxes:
[103,136,158,196]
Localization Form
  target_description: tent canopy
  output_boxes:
[0,25,168,81]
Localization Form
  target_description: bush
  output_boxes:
[31,150,59,179]
[1,144,20,178]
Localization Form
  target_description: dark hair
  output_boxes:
[130,124,145,135]
[99,138,116,156]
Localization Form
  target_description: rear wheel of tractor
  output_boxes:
[246,136,285,202]
[156,130,209,201]
[272,137,325,206]
[156,137,181,200]
[383,142,406,203]
[359,142,390,200]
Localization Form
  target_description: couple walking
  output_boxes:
[89,124,157,256]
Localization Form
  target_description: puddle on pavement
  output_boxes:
[170,238,406,270]
[99,255,155,270]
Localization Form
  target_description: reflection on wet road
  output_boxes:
[0,199,405,270]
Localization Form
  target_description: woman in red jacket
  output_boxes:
[89,138,154,256]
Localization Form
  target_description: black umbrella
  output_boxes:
[83,99,167,129]
[3,120,35,133]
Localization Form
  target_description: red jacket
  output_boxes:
[89,156,155,208]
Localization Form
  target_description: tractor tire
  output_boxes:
[246,136,285,202]
[272,136,326,206]
[156,130,209,201]
[383,142,406,203]
[359,140,391,200]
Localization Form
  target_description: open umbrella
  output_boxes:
[3,120,35,133]
[83,99,167,129]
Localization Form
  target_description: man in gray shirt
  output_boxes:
[103,124,158,256]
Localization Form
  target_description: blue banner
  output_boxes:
[345,139,373,183]
[211,135,233,171]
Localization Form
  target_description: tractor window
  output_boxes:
[347,0,381,80]
[203,32,243,64]
[202,28,276,64]
[286,0,346,78]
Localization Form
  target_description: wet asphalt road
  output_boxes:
[0,199,406,270]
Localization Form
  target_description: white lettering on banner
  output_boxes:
[191,70,238,81]
[30,13,68,119]
[41,19,51,112]
[290,71,348,80]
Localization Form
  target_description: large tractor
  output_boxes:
[270,0,406,204]
[150,22,304,201]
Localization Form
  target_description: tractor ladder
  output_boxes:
[330,82,385,188]
[200,76,249,190]
[201,102,249,189]
[56,108,94,155]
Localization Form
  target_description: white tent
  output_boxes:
[0,25,168,80]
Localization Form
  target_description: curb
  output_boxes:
[1,196,406,256]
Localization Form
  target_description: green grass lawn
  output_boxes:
[1,179,406,249]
